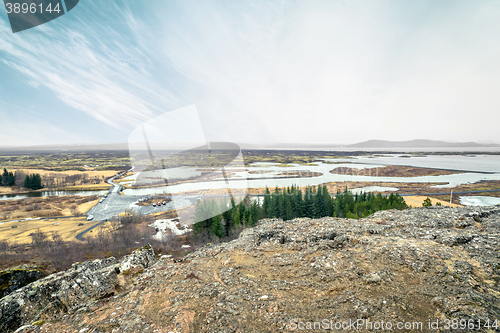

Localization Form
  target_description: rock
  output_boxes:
[118,244,156,273]
[0,265,41,299]
[363,272,381,283]
[0,245,155,333]
[431,296,443,307]
[3,207,500,332]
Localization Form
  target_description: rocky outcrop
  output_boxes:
[3,207,500,332]
[0,265,41,299]
[0,244,155,333]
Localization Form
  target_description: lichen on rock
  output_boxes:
[2,207,500,332]
[0,265,41,299]
[0,245,155,333]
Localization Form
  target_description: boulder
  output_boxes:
[0,265,41,299]
[0,244,155,333]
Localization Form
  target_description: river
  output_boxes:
[0,189,109,201]
[2,154,500,207]
[120,154,500,195]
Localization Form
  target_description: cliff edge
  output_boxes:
[2,206,500,332]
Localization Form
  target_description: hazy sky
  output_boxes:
[1,0,500,146]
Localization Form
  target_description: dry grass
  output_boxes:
[0,217,91,244]
[0,195,98,222]
[14,168,118,178]
[26,168,115,189]
[330,165,463,177]
[0,187,25,195]
[112,171,134,184]
[275,171,322,178]
[61,184,112,190]
[403,195,462,208]
[59,198,99,216]
[0,218,118,245]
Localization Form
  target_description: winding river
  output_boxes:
[2,154,500,206]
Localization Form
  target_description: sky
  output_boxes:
[0,0,500,147]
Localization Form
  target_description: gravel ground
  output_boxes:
[6,206,500,332]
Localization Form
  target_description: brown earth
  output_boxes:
[247,170,272,174]
[330,165,463,177]
[276,170,322,178]
[0,195,98,222]
[135,196,172,207]
[11,206,500,332]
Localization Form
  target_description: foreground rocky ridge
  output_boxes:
[0,245,155,332]
[2,206,500,332]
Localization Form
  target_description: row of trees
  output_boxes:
[0,168,15,186]
[264,185,407,220]
[193,186,408,239]
[43,173,105,189]
[23,174,43,190]
[333,190,407,219]
[193,197,260,238]
[263,185,333,220]
[1,168,43,190]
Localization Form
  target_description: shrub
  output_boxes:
[30,229,48,248]
[422,197,433,207]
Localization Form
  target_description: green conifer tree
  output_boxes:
[211,215,225,238]
[232,207,240,225]
[24,175,31,189]
[263,187,271,217]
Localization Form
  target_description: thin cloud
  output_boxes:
[155,0,500,143]
[0,0,499,145]
[0,3,177,131]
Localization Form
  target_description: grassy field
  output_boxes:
[241,150,366,165]
[59,184,112,190]
[0,186,27,195]
[0,151,130,170]
[403,195,462,208]
[0,217,92,244]
[14,168,118,178]
[0,196,99,222]
[330,165,464,177]
[17,168,116,187]
[0,168,115,195]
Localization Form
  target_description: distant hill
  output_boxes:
[0,143,129,152]
[1,140,498,152]
[240,143,344,150]
[348,139,500,149]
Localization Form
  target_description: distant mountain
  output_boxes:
[348,139,500,148]
[2,140,498,152]
[240,143,344,150]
